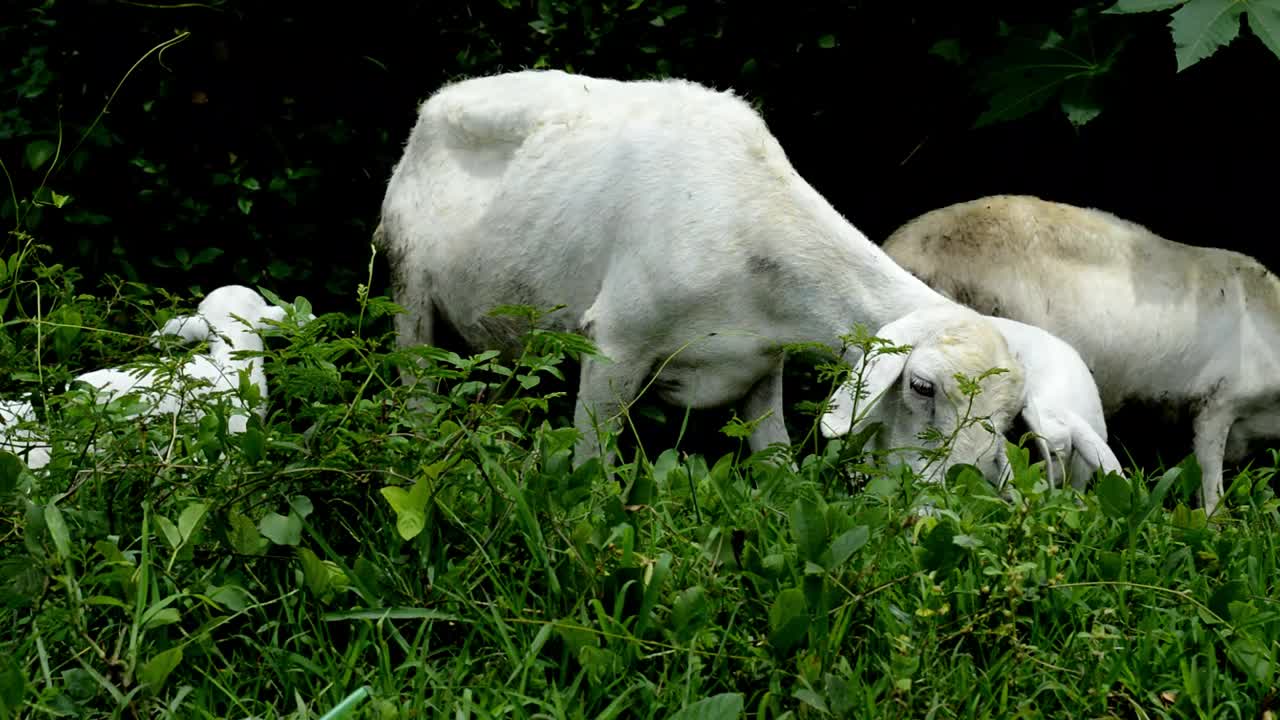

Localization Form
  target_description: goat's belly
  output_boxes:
[651,354,773,410]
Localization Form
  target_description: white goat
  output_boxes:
[0,398,50,470]
[882,193,1277,515]
[376,68,1030,483]
[986,316,1123,490]
[73,284,293,435]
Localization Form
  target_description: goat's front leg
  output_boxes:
[1193,404,1236,518]
[739,357,794,465]
[573,348,648,470]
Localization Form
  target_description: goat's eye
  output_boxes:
[909,376,935,398]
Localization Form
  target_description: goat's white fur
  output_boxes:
[882,193,1277,515]
[75,285,292,435]
[986,316,1123,489]
[0,398,50,470]
[376,69,1028,482]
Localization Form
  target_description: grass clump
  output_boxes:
[1,243,1279,720]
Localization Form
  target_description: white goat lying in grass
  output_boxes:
[376,68,1033,483]
[75,284,297,435]
[0,398,50,470]
[883,193,1274,515]
[0,285,305,470]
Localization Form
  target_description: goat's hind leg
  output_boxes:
[572,345,651,471]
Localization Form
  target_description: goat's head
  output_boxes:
[151,285,311,349]
[820,305,1026,486]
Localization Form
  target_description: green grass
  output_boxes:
[2,247,1279,720]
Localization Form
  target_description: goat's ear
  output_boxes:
[152,314,212,346]
[1018,398,1060,489]
[820,323,918,438]
[1066,411,1124,485]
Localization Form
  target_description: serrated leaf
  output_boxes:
[1247,3,1280,61]
[25,140,55,170]
[1061,78,1103,126]
[1104,0,1188,12]
[139,646,183,691]
[768,587,809,652]
[668,692,743,720]
[258,512,301,546]
[1171,0,1245,71]
[44,502,71,560]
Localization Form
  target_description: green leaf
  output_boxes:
[1103,0,1187,12]
[794,688,829,714]
[768,587,809,652]
[177,502,208,544]
[155,515,182,549]
[1208,579,1246,621]
[237,196,253,215]
[25,140,56,170]
[790,497,827,564]
[227,511,267,555]
[671,585,708,640]
[259,512,301,546]
[240,424,264,464]
[207,585,249,613]
[60,668,95,701]
[139,646,183,691]
[1227,635,1274,685]
[668,692,743,720]
[1097,473,1133,519]
[1060,77,1102,127]
[143,607,181,630]
[44,502,71,560]
[817,34,836,49]
[297,547,332,600]
[1170,0,1245,71]
[920,520,962,573]
[0,653,26,716]
[1247,3,1280,61]
[0,452,23,495]
[825,526,870,569]
[929,38,969,64]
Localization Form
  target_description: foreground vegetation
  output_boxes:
[1,242,1279,720]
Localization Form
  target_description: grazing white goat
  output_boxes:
[882,193,1278,515]
[73,284,294,435]
[986,316,1123,490]
[0,398,50,470]
[375,68,1030,482]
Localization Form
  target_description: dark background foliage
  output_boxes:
[4,0,1278,463]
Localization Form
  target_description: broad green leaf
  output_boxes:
[177,502,208,544]
[297,547,332,599]
[207,585,250,613]
[826,526,870,569]
[671,585,708,639]
[394,508,425,541]
[1247,3,1280,62]
[768,587,809,652]
[44,502,71,560]
[25,140,55,170]
[379,486,412,514]
[929,38,969,64]
[288,495,314,518]
[1228,635,1274,685]
[1171,0,1245,71]
[1060,77,1102,127]
[920,521,962,573]
[143,607,181,630]
[789,497,827,564]
[0,452,23,495]
[227,510,267,555]
[239,425,264,464]
[0,653,26,715]
[139,647,183,691]
[155,515,182,549]
[1208,579,1246,621]
[794,688,829,714]
[668,692,743,720]
[1097,473,1133,519]
[258,511,301,546]
[817,34,836,49]
[60,668,95,701]
[1104,0,1187,12]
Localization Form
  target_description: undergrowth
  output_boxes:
[1,236,1279,720]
